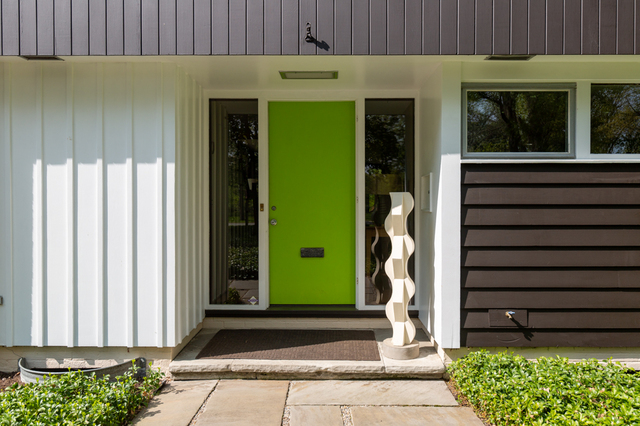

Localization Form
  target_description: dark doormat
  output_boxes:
[196,329,381,361]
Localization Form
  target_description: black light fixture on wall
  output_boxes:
[305,23,315,43]
[279,71,338,80]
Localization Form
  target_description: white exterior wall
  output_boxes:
[175,67,208,345]
[0,62,205,348]
[418,62,462,349]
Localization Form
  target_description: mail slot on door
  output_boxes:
[301,248,324,258]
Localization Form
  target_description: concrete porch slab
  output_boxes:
[169,327,446,380]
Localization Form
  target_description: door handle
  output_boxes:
[270,219,278,226]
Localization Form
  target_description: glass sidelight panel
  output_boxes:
[210,100,259,305]
[364,99,415,306]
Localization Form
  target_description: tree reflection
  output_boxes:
[591,85,640,154]
[365,112,413,305]
[467,91,568,153]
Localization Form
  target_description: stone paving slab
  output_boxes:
[288,406,344,426]
[195,380,289,426]
[287,380,458,406]
[131,380,217,426]
[350,406,484,425]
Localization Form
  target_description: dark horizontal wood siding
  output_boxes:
[4,0,640,56]
[462,164,640,347]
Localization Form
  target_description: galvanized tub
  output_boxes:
[18,357,147,384]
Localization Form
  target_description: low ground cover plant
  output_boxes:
[449,351,640,425]
[0,363,163,426]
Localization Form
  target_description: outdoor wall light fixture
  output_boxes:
[485,55,535,61]
[20,55,63,61]
[305,22,315,42]
[279,71,338,79]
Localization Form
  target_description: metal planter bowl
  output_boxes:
[18,357,147,384]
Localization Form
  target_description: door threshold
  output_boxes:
[205,306,419,318]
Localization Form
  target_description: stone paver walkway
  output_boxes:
[134,379,484,426]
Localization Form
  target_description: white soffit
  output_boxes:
[5,54,640,90]
[165,56,442,91]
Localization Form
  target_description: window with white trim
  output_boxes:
[591,84,640,154]
[463,85,575,158]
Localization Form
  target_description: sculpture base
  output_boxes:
[382,338,420,360]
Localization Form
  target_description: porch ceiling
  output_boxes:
[168,56,443,91]
[3,54,640,91]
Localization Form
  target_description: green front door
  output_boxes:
[269,102,356,305]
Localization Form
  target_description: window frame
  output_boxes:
[462,83,577,159]
[589,83,640,156]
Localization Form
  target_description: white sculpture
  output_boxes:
[382,192,418,359]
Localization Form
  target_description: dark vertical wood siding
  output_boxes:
[124,0,142,55]
[247,1,264,54]
[3,0,640,56]
[177,0,195,54]
[281,0,298,54]
[37,0,55,55]
[228,0,246,55]
[264,0,282,54]
[458,0,475,55]
[20,0,37,56]
[72,0,89,55]
[142,0,160,55]
[334,0,351,54]
[476,0,492,55]
[194,0,211,54]
[493,0,510,54]
[511,0,528,54]
[528,0,545,55]
[618,0,635,54]
[461,164,640,348]
[299,0,317,55]
[89,0,107,55]
[106,0,124,55]
[316,0,333,54]
[211,0,228,55]
[405,0,421,54]
[546,0,563,54]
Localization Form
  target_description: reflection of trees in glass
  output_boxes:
[228,114,259,230]
[227,113,259,285]
[365,115,406,177]
[467,91,568,153]
[365,114,407,305]
[591,85,640,154]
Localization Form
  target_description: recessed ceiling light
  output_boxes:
[20,55,63,61]
[485,55,535,61]
[279,71,338,80]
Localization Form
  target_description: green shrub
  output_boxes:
[228,246,259,280]
[226,287,242,304]
[0,362,164,426]
[449,350,640,425]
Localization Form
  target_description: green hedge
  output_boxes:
[449,350,640,425]
[0,363,163,426]
[228,246,259,280]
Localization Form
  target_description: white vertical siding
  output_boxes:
[0,64,7,347]
[175,68,207,346]
[0,62,205,348]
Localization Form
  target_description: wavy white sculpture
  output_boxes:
[382,192,419,360]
